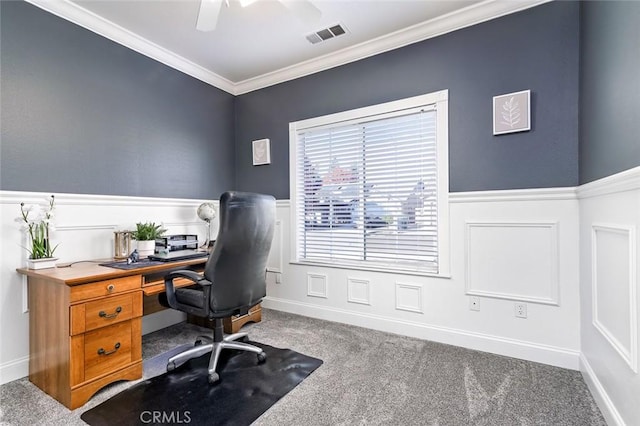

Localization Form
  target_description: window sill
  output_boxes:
[288,260,452,279]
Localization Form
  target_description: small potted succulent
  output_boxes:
[131,222,166,258]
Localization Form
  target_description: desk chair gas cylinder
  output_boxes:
[161,191,276,384]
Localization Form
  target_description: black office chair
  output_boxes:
[161,191,276,384]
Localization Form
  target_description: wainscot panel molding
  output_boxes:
[579,166,640,426]
[262,297,581,369]
[307,273,328,299]
[266,188,581,370]
[0,190,216,385]
[465,221,559,305]
[591,224,638,373]
[266,220,283,273]
[347,277,371,306]
[395,282,424,314]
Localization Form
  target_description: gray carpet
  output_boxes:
[0,309,605,425]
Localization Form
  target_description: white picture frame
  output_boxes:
[252,138,271,165]
[493,90,531,135]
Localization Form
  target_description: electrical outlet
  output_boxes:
[515,302,527,318]
[469,296,480,311]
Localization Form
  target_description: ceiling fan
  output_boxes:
[196,0,322,32]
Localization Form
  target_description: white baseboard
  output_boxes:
[263,297,580,370]
[0,356,29,386]
[580,354,626,426]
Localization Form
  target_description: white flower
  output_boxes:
[18,195,58,259]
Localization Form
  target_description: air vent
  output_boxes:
[305,23,347,45]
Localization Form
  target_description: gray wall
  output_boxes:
[1,1,235,200]
[2,1,591,201]
[234,1,580,199]
[579,1,640,184]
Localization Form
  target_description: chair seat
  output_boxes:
[175,287,205,309]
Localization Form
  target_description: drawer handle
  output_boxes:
[107,284,115,293]
[97,342,121,356]
[99,306,122,319]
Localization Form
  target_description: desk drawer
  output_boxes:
[83,321,134,382]
[70,275,141,303]
[70,292,142,335]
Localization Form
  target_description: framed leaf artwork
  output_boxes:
[252,138,271,165]
[493,90,531,135]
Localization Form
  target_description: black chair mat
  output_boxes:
[81,342,322,426]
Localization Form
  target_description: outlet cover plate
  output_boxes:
[469,296,480,311]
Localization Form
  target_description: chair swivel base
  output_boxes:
[166,332,266,384]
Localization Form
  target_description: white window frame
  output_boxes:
[289,90,450,277]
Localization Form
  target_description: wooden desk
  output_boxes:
[16,257,260,409]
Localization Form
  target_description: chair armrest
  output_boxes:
[163,269,211,310]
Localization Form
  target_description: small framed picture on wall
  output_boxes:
[493,90,531,135]
[252,138,271,166]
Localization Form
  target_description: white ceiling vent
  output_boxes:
[306,24,347,44]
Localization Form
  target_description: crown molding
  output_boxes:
[234,0,551,94]
[25,0,237,95]
[26,0,549,96]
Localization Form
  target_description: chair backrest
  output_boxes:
[204,191,276,316]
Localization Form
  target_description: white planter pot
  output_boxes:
[27,257,58,270]
[136,240,156,258]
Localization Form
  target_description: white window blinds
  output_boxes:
[293,101,444,274]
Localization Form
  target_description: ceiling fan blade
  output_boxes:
[279,0,321,24]
[196,0,224,32]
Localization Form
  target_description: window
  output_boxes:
[289,90,449,276]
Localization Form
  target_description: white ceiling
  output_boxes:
[27,0,547,95]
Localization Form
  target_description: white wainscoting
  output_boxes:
[264,187,581,370]
[307,273,328,298]
[266,219,283,273]
[579,166,640,426]
[0,191,216,385]
[591,224,637,373]
[4,173,636,426]
[465,221,559,305]
[347,277,371,305]
[395,282,424,314]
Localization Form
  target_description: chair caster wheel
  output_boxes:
[257,352,267,363]
[208,372,219,384]
[167,361,176,372]
[195,335,211,346]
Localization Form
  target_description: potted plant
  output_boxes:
[131,222,166,258]
[18,195,59,269]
